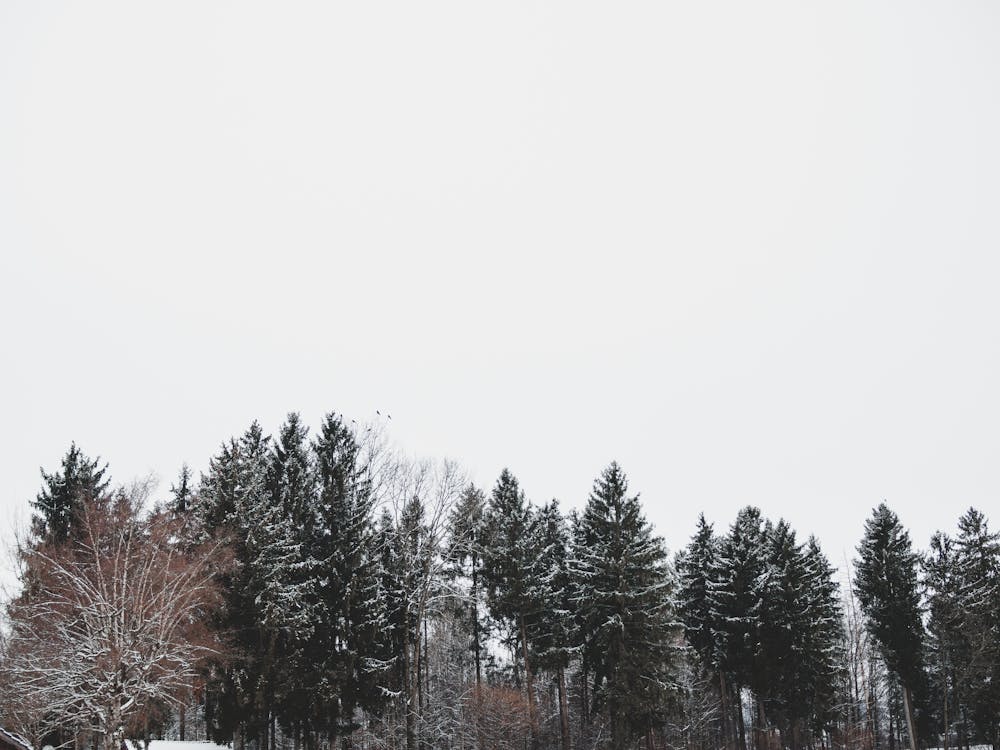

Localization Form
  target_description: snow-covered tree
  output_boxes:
[5,483,224,750]
[481,469,540,748]
[30,442,110,545]
[855,503,926,750]
[574,462,683,750]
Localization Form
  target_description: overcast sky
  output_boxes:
[2,1,999,589]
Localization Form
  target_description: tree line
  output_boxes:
[1,412,998,750]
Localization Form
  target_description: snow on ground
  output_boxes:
[127,742,231,750]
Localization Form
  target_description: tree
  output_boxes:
[574,462,682,750]
[198,421,279,748]
[308,412,383,745]
[30,443,110,545]
[481,469,540,748]
[952,508,1000,747]
[855,503,925,750]
[713,506,768,750]
[529,499,574,750]
[445,484,488,688]
[678,514,728,749]
[5,483,224,750]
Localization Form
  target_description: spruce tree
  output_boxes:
[481,468,540,745]
[170,463,194,514]
[30,442,110,544]
[678,514,728,747]
[310,412,383,742]
[529,499,574,750]
[952,508,1000,746]
[855,503,926,750]
[800,537,845,742]
[575,462,682,750]
[198,422,279,747]
[445,484,488,686]
[713,506,768,750]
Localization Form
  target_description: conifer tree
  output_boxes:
[198,422,279,746]
[952,508,1000,746]
[855,503,925,750]
[445,484,488,686]
[309,412,383,743]
[529,499,574,750]
[713,506,768,750]
[481,469,540,746]
[678,514,728,747]
[800,537,845,742]
[170,463,194,514]
[575,462,682,750]
[30,442,110,544]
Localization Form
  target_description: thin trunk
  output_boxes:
[736,686,748,750]
[519,614,538,750]
[901,683,918,750]
[404,618,416,750]
[471,557,482,687]
[943,683,949,750]
[720,672,731,750]
[557,667,571,750]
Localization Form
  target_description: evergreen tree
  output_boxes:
[198,422,280,747]
[309,412,383,743]
[445,484,488,686]
[713,506,768,750]
[855,503,926,750]
[678,514,721,669]
[30,442,110,544]
[481,468,540,745]
[170,463,194,514]
[529,499,574,750]
[800,537,846,741]
[952,508,1000,746]
[574,462,682,750]
[677,514,727,748]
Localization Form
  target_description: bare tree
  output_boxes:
[3,482,226,750]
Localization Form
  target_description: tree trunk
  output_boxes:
[901,683,918,750]
[720,673,731,750]
[736,686,748,750]
[404,619,416,750]
[557,667,571,750]
[471,559,482,687]
[942,684,948,750]
[519,614,538,750]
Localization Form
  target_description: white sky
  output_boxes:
[2,1,999,590]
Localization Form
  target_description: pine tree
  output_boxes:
[30,442,110,544]
[855,503,926,750]
[309,412,383,743]
[170,463,194,514]
[481,468,540,746]
[952,508,1000,746]
[445,484,488,686]
[198,421,281,747]
[529,499,574,750]
[574,462,682,750]
[800,537,845,742]
[713,506,768,750]
[757,519,807,736]
[678,514,727,748]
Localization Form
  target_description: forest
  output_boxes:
[1,412,998,750]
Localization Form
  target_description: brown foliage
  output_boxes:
[2,483,228,750]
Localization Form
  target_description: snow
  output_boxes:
[127,742,231,750]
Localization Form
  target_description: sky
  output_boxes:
[2,1,999,592]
